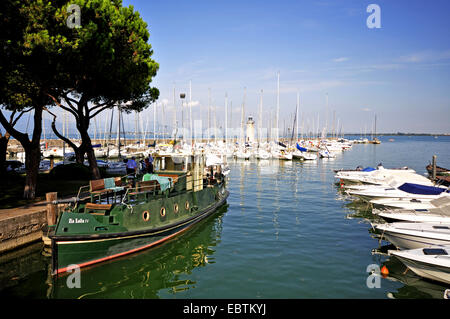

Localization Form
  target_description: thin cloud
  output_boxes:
[399,50,450,63]
[332,57,349,63]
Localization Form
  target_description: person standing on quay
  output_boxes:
[126,156,138,175]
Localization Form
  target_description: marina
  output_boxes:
[0,135,449,299]
[1,0,450,306]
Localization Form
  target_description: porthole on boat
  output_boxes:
[185,201,190,210]
[160,207,166,218]
[142,211,150,222]
[174,203,179,214]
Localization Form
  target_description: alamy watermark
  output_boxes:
[66,264,81,288]
[66,4,81,29]
[366,264,381,289]
[366,4,381,29]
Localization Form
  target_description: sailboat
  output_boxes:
[293,143,317,160]
[370,114,381,144]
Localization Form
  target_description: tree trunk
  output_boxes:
[0,132,10,175]
[23,145,41,199]
[81,131,101,179]
[50,119,85,164]
[0,107,43,199]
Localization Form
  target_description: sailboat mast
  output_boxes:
[189,80,193,146]
[296,91,299,140]
[173,83,176,139]
[208,88,211,144]
[240,87,246,145]
[276,71,280,143]
[325,93,328,139]
[259,89,263,146]
[225,93,228,145]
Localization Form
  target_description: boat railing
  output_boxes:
[78,169,226,210]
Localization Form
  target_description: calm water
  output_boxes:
[1,135,449,299]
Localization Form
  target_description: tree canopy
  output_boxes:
[0,0,159,195]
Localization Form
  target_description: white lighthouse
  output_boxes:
[246,116,255,143]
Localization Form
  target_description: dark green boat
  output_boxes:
[48,154,229,276]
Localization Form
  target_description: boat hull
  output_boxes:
[379,229,450,250]
[51,189,229,276]
[391,252,450,285]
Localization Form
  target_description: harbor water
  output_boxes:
[1,135,449,299]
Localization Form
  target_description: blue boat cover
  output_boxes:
[398,183,446,195]
[92,144,102,148]
[296,143,308,152]
[362,167,376,172]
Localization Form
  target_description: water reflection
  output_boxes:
[49,205,228,299]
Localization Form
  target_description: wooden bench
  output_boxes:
[89,179,111,202]
[89,178,126,203]
[135,180,160,193]
[84,203,113,215]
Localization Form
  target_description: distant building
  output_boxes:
[246,116,255,143]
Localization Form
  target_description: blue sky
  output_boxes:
[119,0,450,134]
[2,0,450,137]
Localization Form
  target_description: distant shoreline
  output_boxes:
[348,133,450,136]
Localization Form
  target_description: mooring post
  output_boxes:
[432,155,437,181]
[46,192,58,226]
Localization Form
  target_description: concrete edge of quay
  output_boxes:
[0,207,48,254]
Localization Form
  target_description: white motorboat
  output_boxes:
[319,149,336,158]
[272,149,293,160]
[347,182,449,201]
[234,148,251,160]
[42,147,65,158]
[255,149,271,160]
[371,196,450,210]
[375,222,450,250]
[335,165,416,184]
[373,205,450,223]
[389,246,450,285]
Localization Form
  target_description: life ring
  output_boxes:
[142,211,150,222]
[185,201,190,211]
[174,203,179,214]
[160,207,166,218]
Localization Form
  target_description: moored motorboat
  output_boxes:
[389,246,450,285]
[373,205,450,223]
[48,153,229,276]
[347,182,449,201]
[370,196,450,210]
[374,222,450,250]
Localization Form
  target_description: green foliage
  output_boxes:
[1,0,159,112]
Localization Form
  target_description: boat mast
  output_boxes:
[240,87,246,146]
[117,105,121,158]
[173,83,176,140]
[225,92,228,146]
[189,80,193,147]
[258,89,263,147]
[208,88,211,144]
[153,101,156,144]
[325,93,328,139]
[296,91,299,141]
[276,71,280,143]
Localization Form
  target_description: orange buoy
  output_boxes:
[381,265,389,277]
